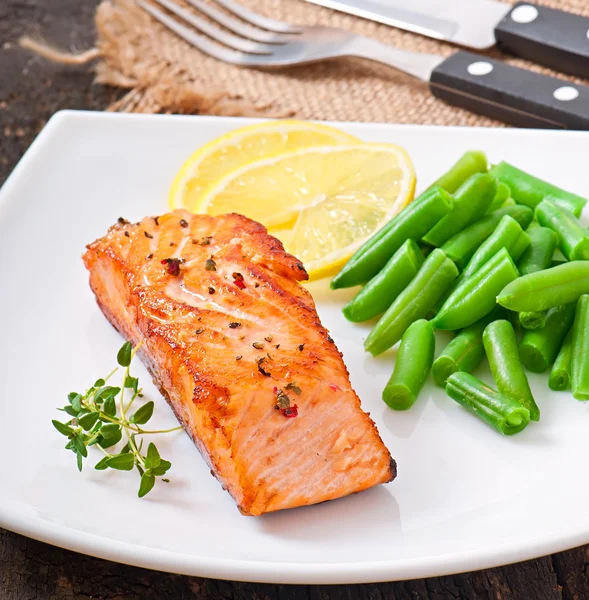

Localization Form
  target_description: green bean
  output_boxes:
[331,186,453,289]
[512,226,560,333]
[483,320,539,421]
[518,311,547,330]
[518,303,577,373]
[433,248,519,331]
[517,226,558,276]
[422,173,497,247]
[442,205,534,269]
[497,262,589,312]
[364,249,458,356]
[460,215,530,280]
[489,161,587,217]
[535,199,589,261]
[429,150,488,194]
[571,295,589,400]
[446,372,530,435]
[485,182,511,214]
[548,329,573,391]
[382,320,435,410]
[432,308,504,387]
[342,240,424,323]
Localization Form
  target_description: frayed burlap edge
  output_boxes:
[95,0,289,117]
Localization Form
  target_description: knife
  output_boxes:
[304,0,589,79]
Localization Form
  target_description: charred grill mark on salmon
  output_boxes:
[83,210,395,515]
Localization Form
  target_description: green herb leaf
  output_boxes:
[76,452,83,472]
[94,456,110,470]
[95,386,121,404]
[120,442,131,454]
[71,434,88,458]
[68,393,82,412]
[78,412,99,431]
[100,423,121,439]
[130,401,154,425]
[106,453,135,471]
[125,376,139,392]
[117,342,133,367]
[63,405,79,417]
[99,429,122,449]
[52,420,74,437]
[138,473,156,497]
[145,443,161,469]
[275,390,291,409]
[151,459,171,476]
[94,378,106,387]
[285,382,302,395]
[103,396,117,417]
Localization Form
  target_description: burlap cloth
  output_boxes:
[92,0,589,125]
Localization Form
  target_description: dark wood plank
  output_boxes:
[0,528,568,600]
[0,1,584,599]
[0,0,120,187]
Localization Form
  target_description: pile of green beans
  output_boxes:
[334,150,589,436]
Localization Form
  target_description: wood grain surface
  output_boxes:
[0,1,588,598]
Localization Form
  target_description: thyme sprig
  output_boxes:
[52,341,182,497]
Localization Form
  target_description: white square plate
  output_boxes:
[1,111,589,584]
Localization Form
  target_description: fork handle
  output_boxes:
[430,51,589,130]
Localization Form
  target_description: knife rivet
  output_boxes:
[467,62,493,76]
[510,5,538,24]
[553,86,579,102]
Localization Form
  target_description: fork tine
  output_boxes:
[150,0,274,53]
[137,0,271,66]
[212,0,303,33]
[185,0,294,43]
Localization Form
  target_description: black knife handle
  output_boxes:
[494,2,589,79]
[429,51,589,130]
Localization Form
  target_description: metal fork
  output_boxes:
[136,0,589,130]
[136,0,442,81]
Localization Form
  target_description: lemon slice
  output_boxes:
[169,120,359,212]
[199,144,416,279]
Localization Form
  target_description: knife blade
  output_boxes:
[304,0,589,78]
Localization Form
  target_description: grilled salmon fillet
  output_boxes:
[83,210,395,515]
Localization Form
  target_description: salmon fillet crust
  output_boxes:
[83,210,395,515]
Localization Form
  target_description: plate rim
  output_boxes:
[2,109,589,584]
[2,500,588,585]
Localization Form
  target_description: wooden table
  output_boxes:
[1,1,588,598]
